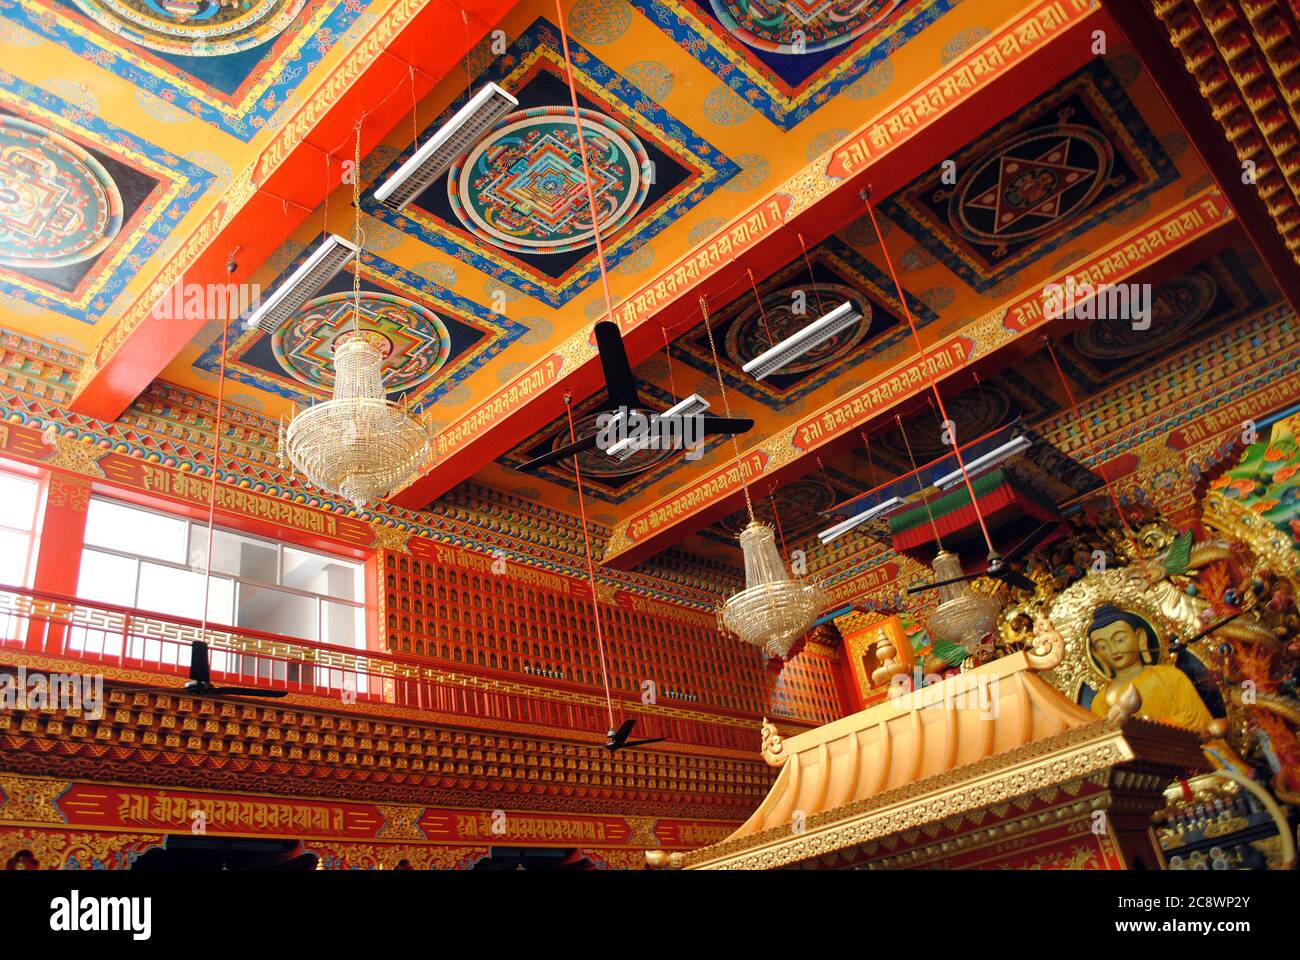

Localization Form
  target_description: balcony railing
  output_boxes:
[0,584,763,753]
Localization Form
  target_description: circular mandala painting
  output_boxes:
[948,125,1113,247]
[1073,270,1217,361]
[726,283,872,376]
[0,116,123,270]
[71,0,306,57]
[719,477,837,537]
[709,0,905,55]
[271,292,452,394]
[876,384,1015,464]
[449,106,650,255]
[549,409,679,478]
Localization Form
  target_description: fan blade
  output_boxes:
[612,718,636,742]
[620,737,666,748]
[1002,520,1058,564]
[906,570,983,595]
[999,569,1035,592]
[108,684,178,694]
[515,433,601,472]
[701,416,754,436]
[594,321,641,411]
[209,687,289,698]
[190,640,211,685]
[1181,611,1245,646]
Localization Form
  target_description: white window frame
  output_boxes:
[0,467,40,588]
[79,496,367,648]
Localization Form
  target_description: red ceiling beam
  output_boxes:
[390,2,1109,509]
[600,193,1238,568]
[71,0,519,423]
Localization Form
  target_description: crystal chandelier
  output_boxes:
[694,291,827,661]
[924,549,1003,655]
[278,124,431,509]
[720,520,828,660]
[279,330,430,508]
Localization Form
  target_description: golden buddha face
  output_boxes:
[1088,619,1145,674]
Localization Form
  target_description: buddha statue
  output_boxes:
[1086,605,1214,732]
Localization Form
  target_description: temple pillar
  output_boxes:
[26,472,91,653]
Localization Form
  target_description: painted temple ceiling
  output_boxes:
[0,0,1292,585]
[460,30,1230,553]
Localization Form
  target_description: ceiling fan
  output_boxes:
[516,321,754,472]
[113,640,288,699]
[603,717,665,752]
[907,519,1059,596]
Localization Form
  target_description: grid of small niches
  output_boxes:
[382,554,838,724]
[765,652,842,727]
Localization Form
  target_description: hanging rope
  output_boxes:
[563,394,616,730]
[660,325,678,402]
[409,65,419,150]
[700,296,756,522]
[864,194,995,556]
[552,0,639,731]
[556,0,619,330]
[896,412,944,551]
[860,429,876,486]
[1042,335,1151,575]
[767,484,789,556]
[745,267,776,347]
[796,232,826,318]
[461,10,474,102]
[199,251,239,638]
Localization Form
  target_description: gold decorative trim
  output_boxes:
[374,803,425,841]
[0,775,69,824]
[759,718,786,768]
[372,524,411,554]
[1204,491,1299,578]
[687,718,1204,869]
[45,472,92,513]
[43,436,104,478]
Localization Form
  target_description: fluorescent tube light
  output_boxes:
[606,395,711,460]
[374,83,518,210]
[933,435,1032,491]
[659,393,710,420]
[245,234,358,333]
[741,301,861,380]
[817,496,903,544]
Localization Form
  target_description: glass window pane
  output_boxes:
[136,561,233,624]
[86,499,186,564]
[236,583,317,641]
[283,547,362,601]
[0,473,37,531]
[190,524,279,585]
[322,600,364,649]
[76,549,138,607]
[0,529,30,586]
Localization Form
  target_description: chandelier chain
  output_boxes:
[278,115,430,508]
[352,122,364,334]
